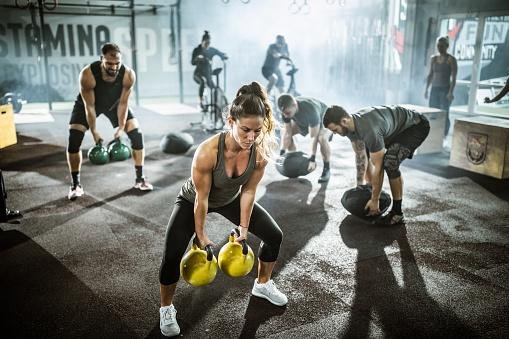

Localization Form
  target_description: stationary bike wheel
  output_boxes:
[212,89,228,130]
[200,88,213,130]
[201,88,210,112]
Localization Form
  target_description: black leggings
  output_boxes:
[193,71,214,98]
[159,195,283,285]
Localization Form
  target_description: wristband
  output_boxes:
[239,224,248,229]
[280,149,286,156]
[309,154,316,162]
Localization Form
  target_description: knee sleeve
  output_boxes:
[127,128,143,150]
[67,129,85,153]
[383,143,411,179]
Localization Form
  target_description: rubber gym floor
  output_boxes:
[1,104,508,338]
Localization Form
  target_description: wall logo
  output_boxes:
[466,132,488,165]
[0,15,180,100]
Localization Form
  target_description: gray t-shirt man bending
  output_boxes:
[278,94,331,183]
[323,105,430,225]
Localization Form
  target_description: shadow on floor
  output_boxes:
[405,153,509,201]
[0,229,138,338]
[239,296,287,339]
[146,178,329,337]
[339,216,479,338]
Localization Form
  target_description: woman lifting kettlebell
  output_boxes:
[158,81,287,337]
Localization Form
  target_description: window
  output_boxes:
[438,14,509,117]
[475,16,509,117]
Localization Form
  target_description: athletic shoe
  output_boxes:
[252,279,288,306]
[68,185,84,200]
[134,178,153,191]
[379,210,405,226]
[5,209,22,220]
[318,168,330,183]
[159,305,180,337]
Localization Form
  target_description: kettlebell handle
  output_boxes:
[204,244,214,261]
[192,236,214,261]
[231,228,248,256]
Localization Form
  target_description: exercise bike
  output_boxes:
[268,56,301,108]
[268,56,301,136]
[282,56,300,97]
[191,57,229,132]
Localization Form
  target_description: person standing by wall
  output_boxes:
[425,36,457,136]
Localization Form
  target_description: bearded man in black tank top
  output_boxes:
[66,43,152,200]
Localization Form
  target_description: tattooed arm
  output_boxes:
[351,140,368,186]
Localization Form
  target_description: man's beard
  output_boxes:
[106,69,118,76]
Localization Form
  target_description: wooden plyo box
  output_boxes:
[400,104,445,154]
[0,104,17,149]
[449,116,509,179]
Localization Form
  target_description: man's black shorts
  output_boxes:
[69,103,135,129]
[387,115,430,159]
[365,115,430,161]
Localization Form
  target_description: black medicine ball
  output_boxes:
[275,151,311,178]
[341,185,392,221]
[160,132,194,154]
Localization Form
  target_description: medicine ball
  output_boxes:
[160,132,194,154]
[275,151,311,178]
[340,184,392,221]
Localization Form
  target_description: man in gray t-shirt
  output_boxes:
[323,105,430,225]
[278,94,331,183]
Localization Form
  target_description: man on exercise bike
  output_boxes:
[192,31,228,111]
[261,35,290,96]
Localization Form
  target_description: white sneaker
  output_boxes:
[251,279,288,306]
[68,185,84,200]
[134,178,153,191]
[160,304,180,337]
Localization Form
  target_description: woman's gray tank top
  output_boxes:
[179,132,257,208]
[432,56,452,88]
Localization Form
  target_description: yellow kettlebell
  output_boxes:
[218,229,255,278]
[180,243,218,287]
